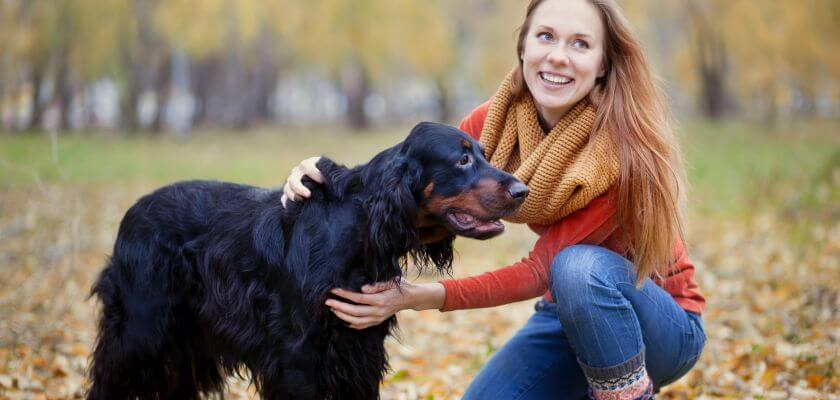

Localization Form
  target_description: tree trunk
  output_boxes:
[696,30,728,119]
[54,55,74,132]
[121,68,142,132]
[27,65,45,131]
[150,52,172,133]
[189,58,216,127]
[343,61,369,131]
[435,77,453,124]
[0,74,5,132]
[687,2,730,120]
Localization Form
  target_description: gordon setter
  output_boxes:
[87,122,528,400]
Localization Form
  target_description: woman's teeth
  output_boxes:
[540,72,572,85]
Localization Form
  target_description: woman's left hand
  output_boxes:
[325,279,445,329]
[326,280,410,329]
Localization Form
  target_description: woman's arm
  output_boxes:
[328,190,618,328]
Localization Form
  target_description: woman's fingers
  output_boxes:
[325,299,380,318]
[287,167,312,198]
[361,280,398,294]
[330,288,384,306]
[327,284,409,329]
[330,288,361,303]
[330,308,378,330]
[281,182,297,207]
[281,157,324,208]
[299,157,325,183]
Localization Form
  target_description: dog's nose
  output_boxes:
[507,182,529,202]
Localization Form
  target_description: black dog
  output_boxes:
[87,122,528,400]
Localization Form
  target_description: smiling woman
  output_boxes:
[516,0,606,130]
[282,0,704,399]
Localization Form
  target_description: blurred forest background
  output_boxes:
[0,0,839,399]
[0,0,838,133]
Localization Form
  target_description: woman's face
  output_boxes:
[521,0,606,127]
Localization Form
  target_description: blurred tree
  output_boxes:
[156,0,290,129]
[283,0,467,129]
[120,0,167,133]
[5,1,56,131]
[0,0,129,131]
[394,0,457,122]
[672,0,840,120]
[458,0,522,96]
[682,0,732,119]
[1,0,837,133]
[284,0,388,129]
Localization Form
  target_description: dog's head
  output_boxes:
[406,122,527,240]
[362,122,527,274]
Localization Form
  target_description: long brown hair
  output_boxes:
[511,0,686,284]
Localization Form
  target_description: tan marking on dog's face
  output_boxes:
[423,182,435,199]
[416,208,436,227]
[424,178,513,220]
[461,139,472,149]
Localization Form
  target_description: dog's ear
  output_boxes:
[364,153,421,270]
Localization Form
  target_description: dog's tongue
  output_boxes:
[473,219,504,233]
[453,212,502,232]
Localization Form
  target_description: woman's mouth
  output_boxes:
[539,72,574,86]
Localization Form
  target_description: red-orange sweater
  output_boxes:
[439,102,706,315]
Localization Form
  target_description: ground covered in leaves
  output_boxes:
[1,125,838,399]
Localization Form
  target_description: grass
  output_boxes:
[0,127,406,187]
[2,120,838,219]
[680,119,840,218]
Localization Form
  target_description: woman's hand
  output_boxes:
[281,156,325,207]
[326,280,445,330]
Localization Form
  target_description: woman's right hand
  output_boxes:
[281,156,325,207]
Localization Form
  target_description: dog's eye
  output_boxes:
[457,154,472,167]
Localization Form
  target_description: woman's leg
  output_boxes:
[550,244,705,400]
[462,303,590,400]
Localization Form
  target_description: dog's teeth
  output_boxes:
[455,213,475,224]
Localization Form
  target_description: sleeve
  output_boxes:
[657,237,705,314]
[439,190,617,311]
[457,101,492,141]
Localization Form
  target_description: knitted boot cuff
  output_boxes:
[578,351,654,400]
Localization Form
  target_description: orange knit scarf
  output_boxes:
[479,72,619,225]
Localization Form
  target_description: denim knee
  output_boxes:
[549,245,636,311]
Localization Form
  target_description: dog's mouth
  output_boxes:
[445,210,506,239]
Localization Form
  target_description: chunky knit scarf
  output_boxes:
[479,71,620,225]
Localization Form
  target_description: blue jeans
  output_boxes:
[463,245,705,399]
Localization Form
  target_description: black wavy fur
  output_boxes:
[87,122,521,400]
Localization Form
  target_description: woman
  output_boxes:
[282,0,705,398]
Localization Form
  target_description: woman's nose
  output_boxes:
[546,46,570,65]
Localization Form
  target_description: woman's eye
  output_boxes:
[572,39,590,49]
[537,32,554,42]
[457,154,472,167]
